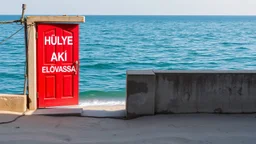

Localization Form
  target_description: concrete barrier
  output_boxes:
[126,70,155,118]
[0,94,27,113]
[126,70,256,117]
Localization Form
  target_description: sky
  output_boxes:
[0,0,256,15]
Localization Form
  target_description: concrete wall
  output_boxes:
[126,70,256,117]
[126,70,155,118]
[0,94,27,113]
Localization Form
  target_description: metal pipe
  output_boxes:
[21,4,26,24]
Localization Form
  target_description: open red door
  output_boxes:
[37,23,79,108]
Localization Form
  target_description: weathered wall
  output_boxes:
[126,70,256,117]
[155,71,256,114]
[126,70,155,118]
[0,94,27,113]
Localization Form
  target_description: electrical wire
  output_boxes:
[0,26,24,45]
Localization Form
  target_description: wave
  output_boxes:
[79,91,125,106]
[79,90,125,106]
[80,90,125,98]
[235,47,250,51]
[221,42,250,46]
[79,99,125,107]
[84,63,118,69]
[0,72,24,79]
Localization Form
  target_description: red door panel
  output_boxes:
[37,23,79,108]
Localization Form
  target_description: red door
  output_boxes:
[37,23,79,108]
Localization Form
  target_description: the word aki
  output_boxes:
[51,51,67,62]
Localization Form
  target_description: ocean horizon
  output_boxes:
[0,15,256,106]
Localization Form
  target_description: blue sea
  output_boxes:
[0,15,256,106]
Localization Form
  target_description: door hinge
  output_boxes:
[37,92,39,98]
[36,32,38,38]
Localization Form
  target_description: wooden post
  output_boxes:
[27,21,37,110]
[23,21,28,96]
